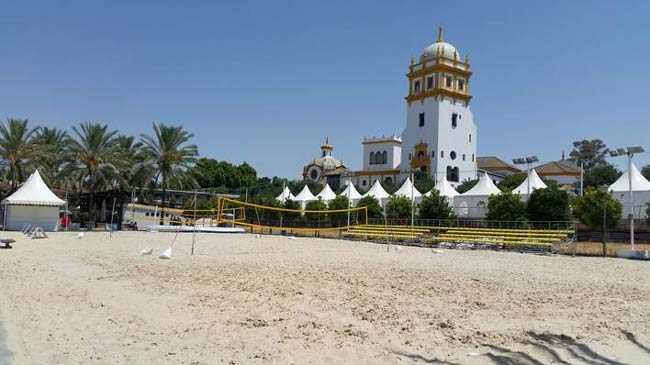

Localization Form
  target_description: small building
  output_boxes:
[354,136,402,190]
[302,138,350,191]
[534,160,580,187]
[477,156,522,178]
[1,170,66,231]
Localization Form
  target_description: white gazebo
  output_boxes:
[294,185,316,209]
[276,186,295,202]
[316,184,337,204]
[454,173,502,218]
[609,162,650,217]
[2,170,66,231]
[393,177,422,201]
[362,180,390,205]
[425,178,460,203]
[339,182,362,206]
[513,169,547,201]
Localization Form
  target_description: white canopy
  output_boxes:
[316,184,337,202]
[393,177,421,200]
[339,182,362,201]
[462,173,502,196]
[513,169,547,195]
[609,162,650,192]
[2,170,65,206]
[426,178,459,198]
[293,185,316,202]
[362,180,390,200]
[276,186,295,202]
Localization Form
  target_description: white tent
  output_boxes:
[316,184,337,203]
[453,173,501,218]
[609,162,650,217]
[294,185,316,209]
[339,182,362,206]
[276,186,295,202]
[393,177,422,200]
[425,178,460,202]
[2,170,66,231]
[513,169,547,200]
[362,180,390,205]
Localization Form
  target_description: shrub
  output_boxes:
[486,191,527,221]
[327,195,350,226]
[356,196,384,219]
[386,196,413,221]
[526,183,570,222]
[417,190,455,221]
[572,187,622,229]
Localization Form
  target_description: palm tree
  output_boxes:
[113,135,145,193]
[0,118,39,190]
[68,122,121,223]
[138,122,198,222]
[32,127,71,189]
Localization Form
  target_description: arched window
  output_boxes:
[446,166,459,182]
[382,151,387,164]
[369,152,375,165]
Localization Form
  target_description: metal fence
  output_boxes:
[368,218,575,231]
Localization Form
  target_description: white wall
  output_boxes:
[4,205,60,231]
[401,97,477,186]
[363,141,401,170]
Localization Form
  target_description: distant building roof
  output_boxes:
[477,156,521,174]
[534,160,580,177]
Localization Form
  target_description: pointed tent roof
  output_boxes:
[362,180,390,200]
[393,177,422,199]
[276,186,295,202]
[339,182,362,200]
[2,170,66,206]
[513,169,548,195]
[609,162,650,192]
[462,173,502,196]
[425,178,459,198]
[316,184,337,201]
[294,185,316,202]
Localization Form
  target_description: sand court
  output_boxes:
[0,231,649,364]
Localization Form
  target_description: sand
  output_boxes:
[0,231,649,364]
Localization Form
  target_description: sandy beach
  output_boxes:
[0,231,649,364]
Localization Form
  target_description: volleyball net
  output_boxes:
[215,197,368,233]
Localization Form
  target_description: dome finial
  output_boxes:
[437,25,444,43]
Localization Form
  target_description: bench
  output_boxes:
[0,239,15,249]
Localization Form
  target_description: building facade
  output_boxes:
[400,26,477,186]
[302,138,350,190]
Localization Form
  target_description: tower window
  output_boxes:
[452,113,458,128]
[446,166,459,182]
[431,150,435,157]
[469,134,472,143]
[419,113,425,127]
[362,180,367,186]
[369,152,375,165]
[462,154,466,161]
[413,80,421,94]
[417,151,425,160]
[445,76,452,88]
[382,151,387,164]
[408,153,412,160]
[426,76,434,90]
[472,154,475,162]
[450,151,457,160]
[440,150,444,158]
[458,79,465,91]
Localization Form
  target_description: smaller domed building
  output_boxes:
[302,138,350,191]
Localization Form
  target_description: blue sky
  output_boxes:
[1,0,649,178]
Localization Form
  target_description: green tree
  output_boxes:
[526,183,570,221]
[386,195,413,221]
[327,195,351,226]
[486,191,527,221]
[497,174,526,192]
[138,122,199,223]
[569,139,609,170]
[305,199,328,222]
[282,199,301,222]
[414,174,435,194]
[583,164,621,188]
[381,179,397,194]
[572,187,623,229]
[0,118,39,190]
[68,122,121,222]
[456,179,478,194]
[417,190,455,221]
[31,126,70,189]
[356,196,384,219]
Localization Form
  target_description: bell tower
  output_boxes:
[400,26,477,185]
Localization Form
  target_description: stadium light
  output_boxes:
[608,146,645,250]
[512,155,539,197]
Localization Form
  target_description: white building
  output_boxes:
[354,26,477,190]
[401,26,477,186]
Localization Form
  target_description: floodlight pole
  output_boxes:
[627,152,635,250]
[347,176,351,228]
[411,171,415,232]
[580,161,584,196]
